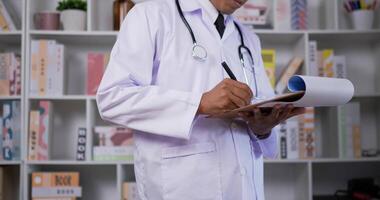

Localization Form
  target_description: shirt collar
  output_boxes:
[180,0,230,24]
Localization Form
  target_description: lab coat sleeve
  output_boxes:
[248,32,278,159]
[96,4,202,140]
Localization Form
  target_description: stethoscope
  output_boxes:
[175,0,260,99]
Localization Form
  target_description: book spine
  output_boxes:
[11,101,20,160]
[76,128,86,161]
[37,101,52,160]
[322,49,334,78]
[46,41,57,95]
[2,101,12,160]
[122,182,138,200]
[38,40,48,96]
[30,40,39,95]
[0,1,16,31]
[279,122,287,159]
[15,54,21,95]
[275,0,291,30]
[32,187,82,198]
[93,146,134,156]
[333,55,347,79]
[0,53,10,96]
[8,53,16,95]
[56,44,65,95]
[261,49,276,88]
[87,53,104,95]
[28,110,40,160]
[32,172,80,187]
[308,41,319,76]
[286,118,299,159]
[299,107,316,159]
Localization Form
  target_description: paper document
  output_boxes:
[212,75,354,118]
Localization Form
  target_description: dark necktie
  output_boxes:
[214,13,225,38]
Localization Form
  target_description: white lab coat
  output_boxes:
[96,0,277,199]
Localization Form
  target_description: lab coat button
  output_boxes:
[240,167,247,176]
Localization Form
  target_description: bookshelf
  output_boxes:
[0,0,378,199]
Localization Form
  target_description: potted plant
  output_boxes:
[57,0,87,31]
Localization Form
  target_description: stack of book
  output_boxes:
[31,172,82,200]
[30,40,65,96]
[1,100,21,160]
[234,0,272,29]
[275,0,308,30]
[93,126,134,161]
[0,52,21,96]
[122,182,138,200]
[87,52,110,95]
[277,107,316,159]
[0,0,16,31]
[28,101,53,161]
[309,41,347,78]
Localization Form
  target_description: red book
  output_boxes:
[87,53,109,95]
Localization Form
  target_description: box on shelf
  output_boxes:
[0,52,21,96]
[28,101,53,161]
[30,40,65,96]
[275,0,308,30]
[2,100,20,160]
[31,172,81,199]
[234,0,272,27]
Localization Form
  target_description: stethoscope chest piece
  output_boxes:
[192,44,207,61]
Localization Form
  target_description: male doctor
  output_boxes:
[96,0,305,199]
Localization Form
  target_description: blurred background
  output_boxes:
[0,0,379,199]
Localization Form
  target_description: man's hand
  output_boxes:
[239,104,306,137]
[197,79,253,115]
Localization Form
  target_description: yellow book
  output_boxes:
[32,172,79,187]
[28,111,40,160]
[38,41,48,96]
[322,49,334,78]
[261,49,276,88]
[0,11,9,31]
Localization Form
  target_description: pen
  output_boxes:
[221,61,237,81]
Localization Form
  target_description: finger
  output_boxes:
[225,79,253,101]
[269,104,281,119]
[278,104,294,121]
[252,107,261,118]
[227,91,247,108]
[286,107,306,119]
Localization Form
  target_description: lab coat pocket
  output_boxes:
[161,142,222,200]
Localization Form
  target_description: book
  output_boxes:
[275,0,291,30]
[93,146,134,161]
[28,110,40,160]
[0,0,16,31]
[322,49,334,78]
[338,102,361,158]
[261,49,276,88]
[94,126,133,146]
[87,53,109,95]
[0,53,10,96]
[31,40,65,96]
[298,107,316,159]
[122,182,138,200]
[2,100,20,160]
[275,57,303,94]
[333,56,347,79]
[278,122,287,159]
[291,0,308,30]
[0,53,21,96]
[212,75,354,118]
[32,172,80,199]
[285,118,299,159]
[37,101,53,160]
[234,0,270,25]
[32,187,82,198]
[76,128,86,161]
[308,41,319,76]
